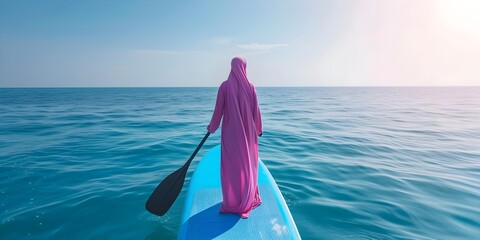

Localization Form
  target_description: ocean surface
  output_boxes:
[1,87,479,240]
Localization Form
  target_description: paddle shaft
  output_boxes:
[185,132,210,167]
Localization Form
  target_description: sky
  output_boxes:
[1,0,480,87]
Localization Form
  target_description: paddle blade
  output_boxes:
[145,132,210,216]
[145,165,189,216]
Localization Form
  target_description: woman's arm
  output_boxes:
[207,83,225,133]
[253,88,263,137]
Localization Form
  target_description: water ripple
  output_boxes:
[1,87,479,239]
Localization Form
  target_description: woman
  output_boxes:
[207,56,263,219]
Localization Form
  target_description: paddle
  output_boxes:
[145,132,211,216]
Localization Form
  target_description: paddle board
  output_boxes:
[178,145,301,239]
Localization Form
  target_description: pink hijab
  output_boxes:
[226,56,256,108]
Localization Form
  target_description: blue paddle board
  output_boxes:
[178,145,301,239]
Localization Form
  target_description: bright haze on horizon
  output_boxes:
[1,0,479,87]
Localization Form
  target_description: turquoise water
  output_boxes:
[1,87,479,240]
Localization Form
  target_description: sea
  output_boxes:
[0,87,479,240]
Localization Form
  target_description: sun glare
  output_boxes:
[437,0,480,38]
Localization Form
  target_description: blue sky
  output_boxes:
[1,0,480,87]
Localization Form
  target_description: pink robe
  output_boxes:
[207,57,263,219]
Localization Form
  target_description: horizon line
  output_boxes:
[1,85,480,89]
